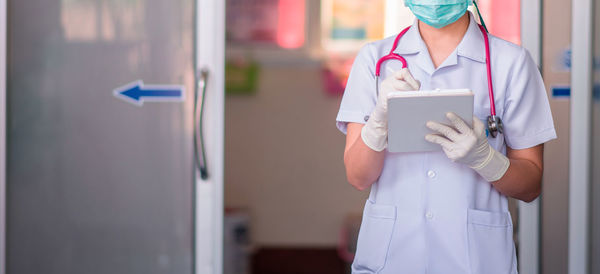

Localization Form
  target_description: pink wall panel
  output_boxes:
[478,0,521,45]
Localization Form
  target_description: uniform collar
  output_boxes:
[392,18,427,56]
[456,12,486,63]
[393,12,486,75]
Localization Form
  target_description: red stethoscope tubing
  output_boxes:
[375,26,411,77]
[375,24,497,117]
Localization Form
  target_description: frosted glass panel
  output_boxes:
[6,0,195,273]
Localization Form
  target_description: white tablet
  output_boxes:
[387,89,474,153]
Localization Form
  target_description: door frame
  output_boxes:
[1,0,6,273]
[519,0,542,273]
[569,0,593,273]
[195,0,225,273]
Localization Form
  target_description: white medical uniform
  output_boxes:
[336,13,557,274]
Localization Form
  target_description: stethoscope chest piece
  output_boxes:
[487,115,503,138]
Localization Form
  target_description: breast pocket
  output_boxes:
[352,200,396,273]
[467,208,517,274]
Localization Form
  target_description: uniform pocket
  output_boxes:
[467,208,517,274]
[352,200,396,273]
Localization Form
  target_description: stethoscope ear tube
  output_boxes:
[472,1,489,33]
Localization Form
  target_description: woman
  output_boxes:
[336,1,556,273]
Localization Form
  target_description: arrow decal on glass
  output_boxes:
[113,80,185,106]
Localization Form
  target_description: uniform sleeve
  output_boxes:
[335,43,378,134]
[502,48,557,149]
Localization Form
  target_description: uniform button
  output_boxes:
[427,170,436,178]
[425,211,433,219]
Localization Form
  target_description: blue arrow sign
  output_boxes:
[113,80,185,106]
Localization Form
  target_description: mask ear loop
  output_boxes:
[472,0,489,33]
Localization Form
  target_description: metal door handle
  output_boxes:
[194,68,209,180]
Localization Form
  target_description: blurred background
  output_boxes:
[0,0,598,274]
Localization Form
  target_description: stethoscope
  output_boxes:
[375,24,503,138]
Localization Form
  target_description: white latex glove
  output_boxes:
[361,68,420,151]
[424,112,510,182]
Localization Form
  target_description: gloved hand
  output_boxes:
[361,68,420,151]
[424,112,510,182]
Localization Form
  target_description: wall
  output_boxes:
[224,64,368,246]
[541,0,571,273]
[224,0,369,248]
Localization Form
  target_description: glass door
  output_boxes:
[6,0,196,273]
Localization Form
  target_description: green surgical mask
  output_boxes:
[404,0,472,29]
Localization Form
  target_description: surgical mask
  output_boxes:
[404,0,472,29]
